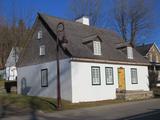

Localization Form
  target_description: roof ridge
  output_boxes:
[38,13,119,36]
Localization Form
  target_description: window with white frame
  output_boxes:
[91,66,101,85]
[38,30,42,39]
[127,47,133,59]
[131,68,138,84]
[105,67,114,85]
[41,69,48,87]
[40,45,45,56]
[93,41,101,55]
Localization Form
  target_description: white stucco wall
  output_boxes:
[17,58,149,103]
[71,61,149,103]
[17,59,72,101]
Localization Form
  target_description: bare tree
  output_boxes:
[0,0,33,68]
[69,0,104,26]
[110,0,154,46]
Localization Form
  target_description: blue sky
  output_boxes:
[1,0,160,47]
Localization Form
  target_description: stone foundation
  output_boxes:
[116,90,153,101]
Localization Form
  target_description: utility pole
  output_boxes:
[56,22,67,110]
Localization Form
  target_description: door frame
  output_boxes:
[118,67,126,90]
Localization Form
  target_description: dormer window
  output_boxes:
[38,30,42,39]
[93,41,101,56]
[82,35,102,56]
[127,46,133,59]
[40,45,45,56]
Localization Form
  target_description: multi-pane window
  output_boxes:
[131,68,138,84]
[93,41,101,55]
[105,67,114,85]
[91,66,101,85]
[38,30,42,39]
[41,69,48,87]
[40,45,45,56]
[127,47,133,59]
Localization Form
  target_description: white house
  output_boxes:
[17,13,150,103]
[5,47,21,81]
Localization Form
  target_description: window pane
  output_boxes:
[93,41,101,55]
[92,67,100,85]
[41,69,48,87]
[40,45,45,56]
[127,47,133,59]
[106,67,114,84]
[131,68,138,84]
[38,30,42,39]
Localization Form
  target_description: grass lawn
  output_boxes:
[0,93,125,113]
[0,79,5,87]
[0,94,57,112]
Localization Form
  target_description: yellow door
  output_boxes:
[118,68,126,90]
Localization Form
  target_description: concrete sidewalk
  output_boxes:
[1,98,160,120]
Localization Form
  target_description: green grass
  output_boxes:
[0,93,125,113]
[0,80,127,112]
[0,79,5,87]
[62,99,124,110]
[0,94,57,112]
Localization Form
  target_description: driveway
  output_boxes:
[1,98,160,120]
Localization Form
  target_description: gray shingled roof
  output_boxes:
[18,13,150,67]
[38,13,149,64]
[136,43,153,56]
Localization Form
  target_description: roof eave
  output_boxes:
[70,57,150,66]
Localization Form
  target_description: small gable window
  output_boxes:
[93,41,101,56]
[40,45,45,56]
[38,30,42,39]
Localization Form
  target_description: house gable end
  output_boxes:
[146,44,160,63]
[17,17,69,67]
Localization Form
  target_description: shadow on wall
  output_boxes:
[20,61,70,99]
[21,77,31,95]
[33,63,70,97]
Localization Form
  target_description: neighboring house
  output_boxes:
[17,13,150,103]
[136,43,160,85]
[0,68,5,79]
[5,47,21,81]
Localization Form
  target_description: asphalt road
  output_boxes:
[1,98,160,120]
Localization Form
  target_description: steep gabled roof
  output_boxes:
[18,13,149,67]
[39,13,148,63]
[5,47,22,67]
[136,43,154,56]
